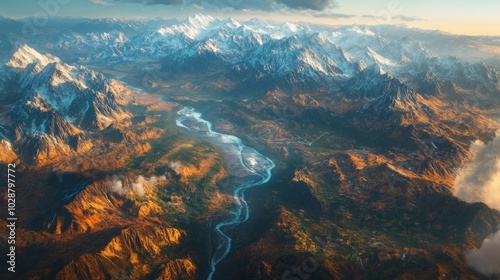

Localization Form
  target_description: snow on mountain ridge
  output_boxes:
[232,32,363,90]
[4,45,130,130]
[35,14,500,95]
[0,44,136,164]
[6,45,60,73]
[159,14,217,40]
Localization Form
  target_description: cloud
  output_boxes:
[148,175,166,185]
[120,0,183,5]
[132,175,146,196]
[109,174,166,197]
[108,174,166,198]
[277,0,337,11]
[169,161,183,174]
[109,176,127,196]
[454,132,500,211]
[393,15,425,22]
[97,0,339,11]
[149,176,158,185]
[312,12,355,19]
[89,0,114,6]
[452,133,500,277]
[361,14,424,22]
[466,230,500,276]
[262,3,351,19]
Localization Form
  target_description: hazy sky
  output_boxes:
[1,0,499,36]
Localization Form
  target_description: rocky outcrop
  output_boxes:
[0,139,17,163]
[0,45,131,166]
[55,226,187,280]
[157,259,197,280]
[101,226,184,258]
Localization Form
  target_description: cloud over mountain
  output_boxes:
[466,230,500,276]
[361,14,425,22]
[454,132,500,211]
[109,176,127,195]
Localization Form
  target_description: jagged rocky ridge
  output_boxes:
[0,14,499,280]
[0,45,130,165]
[22,14,497,96]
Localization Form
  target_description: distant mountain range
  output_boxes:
[1,14,499,164]
[0,15,498,66]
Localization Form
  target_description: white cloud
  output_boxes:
[109,176,127,196]
[149,176,158,185]
[89,0,114,6]
[466,230,500,276]
[169,161,183,174]
[454,132,500,211]
[98,0,338,12]
[109,174,166,197]
[132,175,146,196]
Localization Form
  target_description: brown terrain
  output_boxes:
[0,92,233,280]
[0,43,499,280]
[184,84,500,279]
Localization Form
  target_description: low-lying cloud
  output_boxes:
[109,174,167,197]
[132,175,146,196]
[169,161,183,174]
[454,132,500,211]
[466,230,500,276]
[455,132,500,276]
[110,176,126,196]
[361,14,425,22]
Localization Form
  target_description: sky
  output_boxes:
[1,0,499,36]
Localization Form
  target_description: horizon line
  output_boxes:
[1,13,500,38]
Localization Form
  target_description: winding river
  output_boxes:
[176,107,276,280]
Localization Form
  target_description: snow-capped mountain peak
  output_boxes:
[345,25,376,36]
[223,17,241,29]
[155,13,217,40]
[6,45,60,72]
[0,45,134,164]
[186,13,215,28]
[4,45,130,129]
[30,14,499,96]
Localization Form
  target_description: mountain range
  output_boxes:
[0,13,500,280]
[23,14,496,96]
[0,45,130,165]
